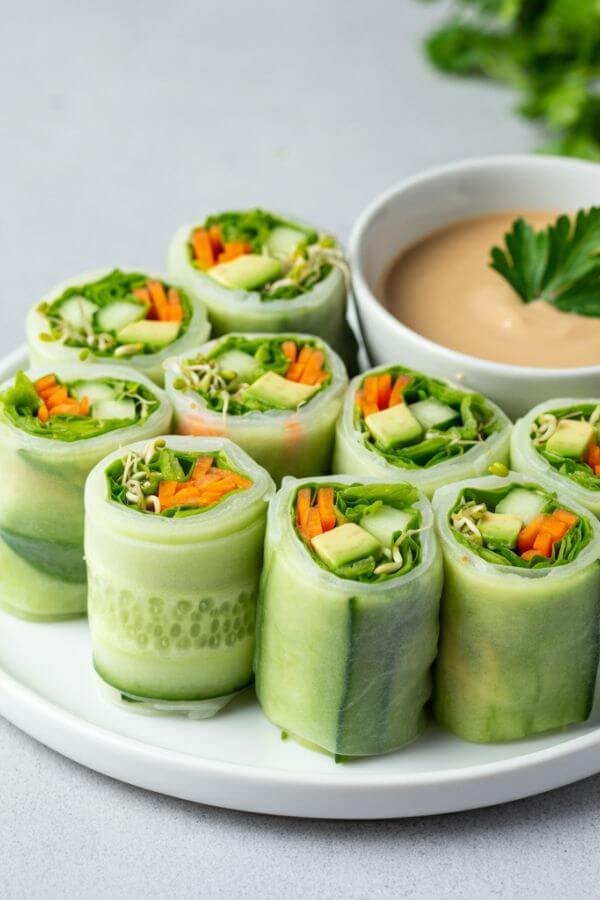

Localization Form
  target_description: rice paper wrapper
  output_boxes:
[26,268,211,386]
[255,474,443,757]
[0,364,171,620]
[432,473,600,743]
[164,333,348,484]
[333,369,512,497]
[85,436,275,716]
[512,397,600,518]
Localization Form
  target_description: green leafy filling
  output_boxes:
[490,208,600,316]
[294,482,423,583]
[106,446,251,518]
[356,366,501,468]
[449,483,592,568]
[174,335,331,414]
[38,269,192,354]
[419,0,600,161]
[0,371,159,442]
[533,402,600,492]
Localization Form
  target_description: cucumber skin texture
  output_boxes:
[434,553,600,742]
[86,513,267,701]
[255,526,442,757]
[0,536,86,620]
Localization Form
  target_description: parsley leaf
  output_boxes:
[490,207,600,315]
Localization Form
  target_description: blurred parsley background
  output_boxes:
[420,0,600,160]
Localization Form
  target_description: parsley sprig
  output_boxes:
[490,208,600,316]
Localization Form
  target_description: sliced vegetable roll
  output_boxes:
[167,209,357,370]
[164,333,348,484]
[334,365,511,496]
[255,477,443,757]
[433,474,600,743]
[85,436,274,716]
[0,365,171,620]
[27,268,210,385]
[512,399,600,518]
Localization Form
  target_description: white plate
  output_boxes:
[2,346,600,819]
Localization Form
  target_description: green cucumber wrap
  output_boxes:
[85,436,275,715]
[26,268,210,385]
[512,398,600,518]
[0,365,171,620]
[333,366,511,496]
[255,475,443,757]
[167,215,357,371]
[433,474,600,743]
[164,333,348,484]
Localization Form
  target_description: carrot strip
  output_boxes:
[78,396,90,416]
[363,376,378,406]
[586,443,600,468]
[37,402,49,423]
[285,362,303,382]
[296,488,312,529]
[553,509,579,527]
[300,350,325,386]
[217,242,251,264]
[521,549,539,561]
[595,465,600,476]
[147,281,170,322]
[377,373,392,410]
[191,456,214,482]
[208,225,223,255]
[317,487,337,531]
[533,531,553,557]
[517,515,545,554]
[46,387,69,408]
[34,375,56,393]
[158,481,179,504]
[305,507,323,542]
[540,515,569,542]
[192,229,215,269]
[282,341,297,362]
[389,374,411,407]
[49,401,80,417]
[133,287,151,305]
[314,371,331,385]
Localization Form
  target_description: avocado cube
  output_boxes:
[545,419,595,460]
[478,512,523,549]
[365,403,423,449]
[209,254,282,290]
[360,505,413,546]
[117,319,180,348]
[311,523,382,570]
[244,371,317,410]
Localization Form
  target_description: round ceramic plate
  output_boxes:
[2,346,600,819]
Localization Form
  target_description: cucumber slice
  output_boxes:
[95,301,146,334]
[57,296,98,329]
[409,398,459,430]
[70,381,116,404]
[265,226,307,259]
[216,349,260,381]
[495,487,546,524]
[360,505,413,546]
[92,399,136,420]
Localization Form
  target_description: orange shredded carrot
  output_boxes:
[377,373,392,410]
[586,443,600,468]
[540,515,569,542]
[191,456,214,482]
[147,281,170,322]
[192,229,215,269]
[533,530,553,557]
[595,464,600,476]
[78,396,90,416]
[49,401,80,417]
[317,487,337,531]
[285,362,303,382]
[517,515,545,554]
[133,287,151,305]
[46,386,69,408]
[389,374,411,407]
[158,481,179,504]
[296,488,312,529]
[300,350,325,386]
[34,374,56,393]
[37,402,49,423]
[208,224,223,255]
[282,341,297,362]
[217,242,252,264]
[553,509,578,527]
[167,288,184,322]
[305,507,323,542]
[521,549,539,561]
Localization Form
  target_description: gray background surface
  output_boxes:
[1,1,597,897]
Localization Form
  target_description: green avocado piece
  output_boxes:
[360,505,413,546]
[209,254,282,290]
[265,226,307,259]
[365,403,423,449]
[478,512,523,548]
[244,371,317,409]
[117,319,180,348]
[311,523,382,571]
[546,419,595,460]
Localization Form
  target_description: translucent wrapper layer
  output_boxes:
[85,437,274,713]
[0,365,171,620]
[168,224,357,370]
[512,398,600,518]
[26,269,211,385]
[432,475,600,743]
[164,333,348,484]
[334,368,511,496]
[255,475,443,757]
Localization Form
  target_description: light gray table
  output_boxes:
[2,2,598,896]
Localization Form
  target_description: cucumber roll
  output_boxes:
[0,365,171,621]
[512,399,600,518]
[334,365,511,496]
[164,333,348,484]
[433,474,600,743]
[85,436,274,716]
[167,209,357,370]
[26,268,210,385]
[255,476,443,757]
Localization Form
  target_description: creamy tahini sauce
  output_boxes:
[381,211,600,368]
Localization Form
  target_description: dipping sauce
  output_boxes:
[381,211,600,368]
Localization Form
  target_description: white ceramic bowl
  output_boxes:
[349,155,600,419]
